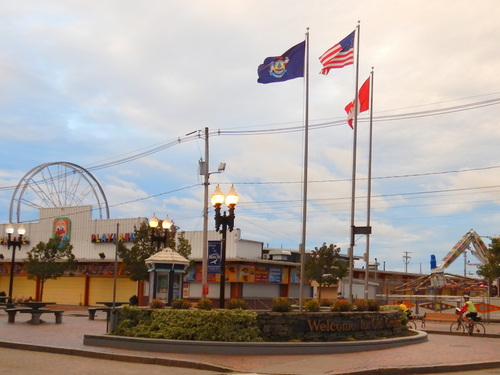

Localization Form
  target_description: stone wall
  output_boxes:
[256,311,403,342]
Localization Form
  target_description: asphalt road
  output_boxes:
[2,346,500,375]
[0,348,231,375]
[420,370,500,375]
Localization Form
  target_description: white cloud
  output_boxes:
[1,0,499,276]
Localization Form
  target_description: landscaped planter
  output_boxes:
[112,307,405,343]
[256,311,403,341]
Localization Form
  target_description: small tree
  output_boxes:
[305,243,348,300]
[24,236,77,301]
[477,237,500,295]
[117,220,192,282]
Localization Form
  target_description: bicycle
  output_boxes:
[407,319,417,329]
[449,315,486,336]
[406,312,417,329]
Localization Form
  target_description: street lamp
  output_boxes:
[211,185,238,308]
[148,214,172,251]
[6,223,26,303]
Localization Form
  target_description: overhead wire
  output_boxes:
[2,96,500,219]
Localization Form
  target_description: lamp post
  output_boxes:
[6,223,26,303]
[148,214,172,251]
[211,185,238,308]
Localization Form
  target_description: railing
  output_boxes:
[378,295,500,321]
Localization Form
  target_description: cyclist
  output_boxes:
[398,300,413,319]
[458,295,478,327]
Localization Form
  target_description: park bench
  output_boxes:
[88,307,112,320]
[88,302,128,320]
[421,312,457,328]
[6,308,64,324]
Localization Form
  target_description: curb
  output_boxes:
[339,361,500,375]
[0,340,237,373]
[83,331,428,355]
[1,339,499,375]
[421,329,500,339]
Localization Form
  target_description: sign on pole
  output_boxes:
[208,240,222,274]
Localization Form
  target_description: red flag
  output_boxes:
[344,76,370,128]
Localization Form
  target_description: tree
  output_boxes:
[305,243,348,300]
[24,236,77,301]
[117,220,192,282]
[477,237,500,295]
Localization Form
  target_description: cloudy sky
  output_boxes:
[1,1,500,276]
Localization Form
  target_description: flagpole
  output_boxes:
[364,68,374,299]
[348,22,360,302]
[299,28,310,313]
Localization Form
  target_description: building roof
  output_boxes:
[145,247,189,265]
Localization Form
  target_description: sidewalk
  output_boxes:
[1,306,499,375]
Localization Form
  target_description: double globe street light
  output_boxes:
[148,214,173,251]
[211,185,238,308]
[6,224,27,303]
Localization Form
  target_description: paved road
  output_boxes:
[2,346,499,375]
[420,370,500,375]
[0,347,229,375]
[1,307,499,375]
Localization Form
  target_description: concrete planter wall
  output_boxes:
[257,311,403,342]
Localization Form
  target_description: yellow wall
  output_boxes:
[44,277,86,304]
[0,275,36,299]
[88,277,137,305]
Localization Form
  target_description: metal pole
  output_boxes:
[202,127,209,298]
[219,223,227,308]
[363,69,374,300]
[348,22,361,302]
[299,28,310,313]
[109,223,119,333]
[8,235,16,303]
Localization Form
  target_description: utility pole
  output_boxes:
[199,127,226,299]
[201,127,209,298]
[403,251,411,273]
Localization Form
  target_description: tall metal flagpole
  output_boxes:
[364,68,374,299]
[299,28,310,313]
[348,22,361,302]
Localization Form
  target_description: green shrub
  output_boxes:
[331,299,353,312]
[150,299,165,309]
[226,298,249,310]
[272,297,292,312]
[196,298,213,310]
[115,308,262,342]
[304,299,321,312]
[171,299,192,309]
[381,304,410,326]
[353,299,368,311]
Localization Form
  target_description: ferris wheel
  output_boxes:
[9,161,110,223]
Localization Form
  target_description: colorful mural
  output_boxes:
[53,217,71,243]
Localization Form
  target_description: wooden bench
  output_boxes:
[88,307,111,320]
[6,308,63,324]
[421,312,457,328]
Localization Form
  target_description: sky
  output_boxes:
[1,1,500,276]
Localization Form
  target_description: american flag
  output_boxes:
[319,31,355,75]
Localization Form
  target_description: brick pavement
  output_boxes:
[0,306,499,375]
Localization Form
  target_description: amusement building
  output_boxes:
[1,162,499,319]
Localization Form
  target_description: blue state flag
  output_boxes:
[257,41,305,84]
